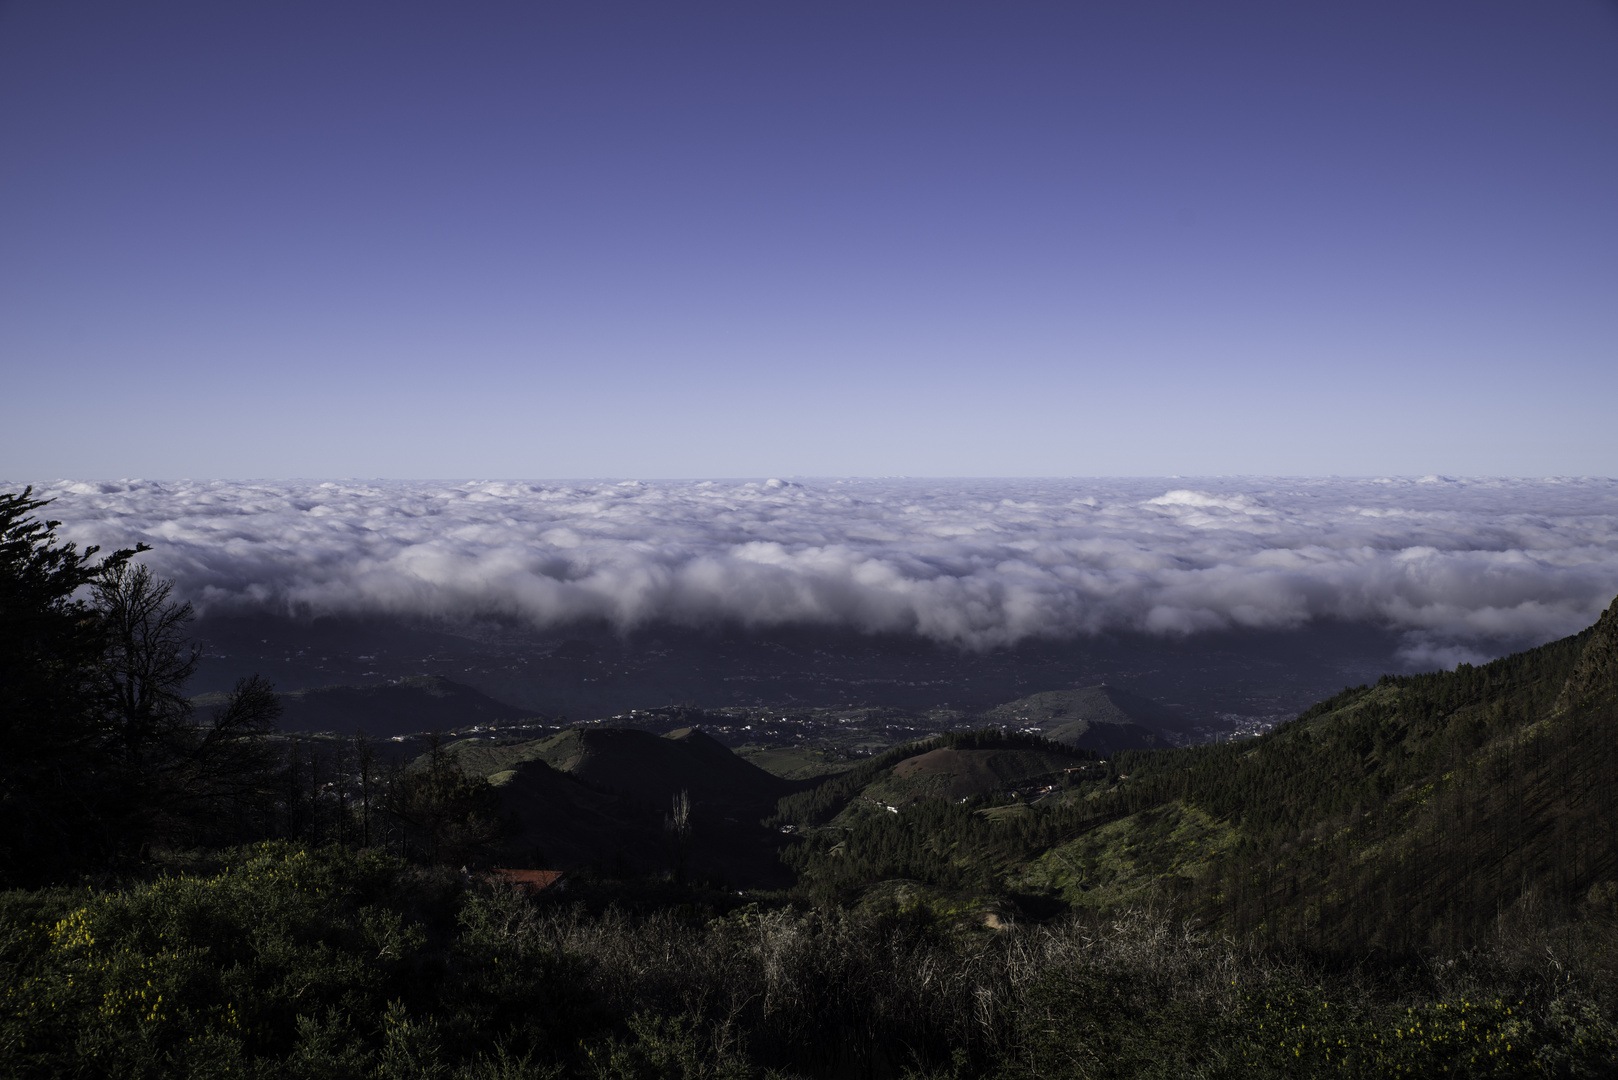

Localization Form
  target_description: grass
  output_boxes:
[732,745,857,780]
[1014,800,1239,910]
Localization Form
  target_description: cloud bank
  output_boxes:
[22,477,1618,667]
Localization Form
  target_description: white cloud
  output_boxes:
[21,477,1618,661]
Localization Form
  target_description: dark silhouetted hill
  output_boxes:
[450,726,790,812]
[453,726,796,886]
[483,758,666,871]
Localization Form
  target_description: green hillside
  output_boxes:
[733,743,859,780]
[1069,597,1615,952]
[1040,716,1162,754]
[769,730,1101,827]
[857,744,1091,811]
[983,685,1169,753]
[983,684,1174,726]
[427,597,1618,955]
[784,595,1618,955]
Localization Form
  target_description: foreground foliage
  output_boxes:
[0,843,587,1079]
[1,490,285,885]
[1,491,509,890]
[3,843,1615,1078]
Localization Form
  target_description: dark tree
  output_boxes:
[353,729,379,848]
[93,562,198,764]
[386,734,514,866]
[165,674,284,846]
[0,488,283,881]
[91,561,286,854]
[0,488,143,883]
[665,787,692,884]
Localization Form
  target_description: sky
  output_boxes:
[2,1,1616,480]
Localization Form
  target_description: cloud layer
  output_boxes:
[23,477,1618,666]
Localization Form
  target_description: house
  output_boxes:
[484,868,568,895]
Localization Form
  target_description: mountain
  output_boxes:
[450,725,792,813]
[200,675,531,737]
[190,611,1414,733]
[1556,593,1618,713]
[982,686,1171,753]
[1010,595,1618,951]
[858,744,1094,812]
[769,731,1101,829]
[775,595,1618,953]
[447,725,799,886]
[483,758,665,870]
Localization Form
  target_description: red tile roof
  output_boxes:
[485,868,567,894]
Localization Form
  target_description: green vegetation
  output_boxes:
[1012,799,1239,911]
[445,727,790,814]
[981,685,1169,753]
[1096,614,1618,953]
[3,846,1614,1078]
[0,843,591,1078]
[771,599,1618,957]
[7,485,1618,1075]
[786,794,1118,906]
[769,729,1096,828]
[1,490,285,884]
[731,745,855,780]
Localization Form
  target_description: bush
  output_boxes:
[0,842,592,1078]
[3,850,1614,1078]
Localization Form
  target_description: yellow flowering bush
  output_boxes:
[0,842,580,1079]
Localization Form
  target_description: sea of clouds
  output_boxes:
[21,476,1618,669]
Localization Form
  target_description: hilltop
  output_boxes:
[444,724,798,886]
[854,742,1097,815]
[769,730,1101,829]
[982,685,1172,753]
[447,725,791,811]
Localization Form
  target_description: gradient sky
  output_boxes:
[3,1,1615,480]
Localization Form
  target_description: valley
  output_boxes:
[251,593,1618,962]
[187,611,1406,742]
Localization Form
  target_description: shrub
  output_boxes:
[0,842,592,1078]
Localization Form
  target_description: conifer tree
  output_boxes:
[0,488,143,882]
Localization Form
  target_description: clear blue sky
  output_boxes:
[3,1,1615,479]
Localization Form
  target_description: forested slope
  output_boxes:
[768,596,1618,956]
[1032,596,1618,952]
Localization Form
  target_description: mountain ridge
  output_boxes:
[192,674,532,737]
[982,685,1170,753]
